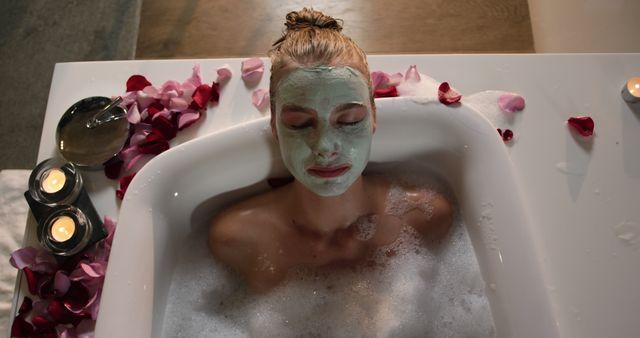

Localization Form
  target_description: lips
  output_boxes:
[307,164,351,178]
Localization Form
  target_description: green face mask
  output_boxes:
[274,66,374,196]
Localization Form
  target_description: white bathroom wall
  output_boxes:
[528,0,640,52]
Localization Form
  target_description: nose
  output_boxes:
[314,130,339,159]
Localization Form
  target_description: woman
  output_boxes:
[209,8,452,293]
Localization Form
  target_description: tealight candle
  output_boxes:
[621,77,640,103]
[50,215,76,242]
[40,168,66,193]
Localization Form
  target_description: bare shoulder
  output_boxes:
[208,187,289,291]
[404,184,453,240]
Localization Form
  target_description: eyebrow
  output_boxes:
[281,104,316,114]
[333,102,366,113]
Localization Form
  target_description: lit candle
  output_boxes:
[40,168,66,193]
[50,216,76,242]
[621,77,640,103]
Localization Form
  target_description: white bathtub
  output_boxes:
[95,97,560,337]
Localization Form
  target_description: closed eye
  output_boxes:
[334,103,367,126]
[281,105,316,129]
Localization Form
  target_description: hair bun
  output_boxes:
[285,8,343,32]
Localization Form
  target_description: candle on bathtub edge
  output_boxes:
[621,77,640,103]
[40,168,66,193]
[50,215,76,242]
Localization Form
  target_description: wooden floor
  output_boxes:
[136,0,534,59]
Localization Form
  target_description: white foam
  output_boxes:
[162,176,495,338]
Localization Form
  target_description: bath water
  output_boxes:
[162,174,496,338]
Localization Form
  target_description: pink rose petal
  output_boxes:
[169,97,189,111]
[371,71,404,90]
[498,93,526,113]
[178,110,202,130]
[126,102,141,124]
[10,247,38,270]
[438,82,462,105]
[567,116,595,137]
[241,57,264,84]
[404,65,421,83]
[183,64,203,88]
[54,271,71,295]
[252,88,270,112]
[216,64,232,84]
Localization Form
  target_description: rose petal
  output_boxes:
[216,64,232,84]
[160,80,184,97]
[191,83,213,109]
[169,97,189,111]
[251,88,270,112]
[11,314,34,337]
[103,216,117,246]
[24,267,39,294]
[126,101,141,124]
[10,247,38,270]
[567,116,595,137]
[49,299,76,324]
[503,129,514,142]
[404,65,421,83]
[210,82,220,104]
[498,93,526,113]
[126,75,152,92]
[145,101,166,121]
[54,271,71,295]
[438,82,462,105]
[241,57,264,84]
[371,71,403,90]
[104,154,124,179]
[152,115,178,140]
[18,296,33,315]
[374,86,398,98]
[56,325,76,338]
[32,314,56,333]
[63,282,91,313]
[138,130,170,155]
[184,64,203,88]
[116,172,136,200]
[177,110,201,130]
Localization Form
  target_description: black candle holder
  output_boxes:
[24,158,107,258]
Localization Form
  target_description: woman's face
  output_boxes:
[274,66,375,197]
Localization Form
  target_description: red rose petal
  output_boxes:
[374,86,399,98]
[11,314,34,337]
[151,115,178,140]
[116,172,137,200]
[210,82,220,104]
[18,297,32,315]
[63,282,91,313]
[567,116,594,137]
[497,128,514,142]
[146,101,165,120]
[103,156,124,179]
[502,129,514,142]
[126,75,152,92]
[23,267,39,295]
[438,82,462,105]
[191,83,213,109]
[32,314,56,333]
[138,130,170,155]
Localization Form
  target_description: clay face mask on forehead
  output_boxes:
[275,66,374,196]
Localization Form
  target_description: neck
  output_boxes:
[289,177,369,236]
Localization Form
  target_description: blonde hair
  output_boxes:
[268,8,374,119]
